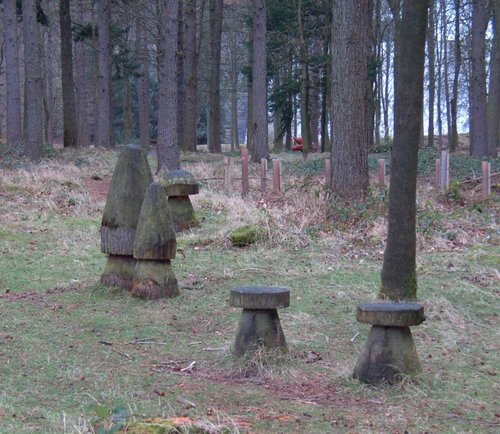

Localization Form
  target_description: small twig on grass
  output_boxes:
[180,361,197,372]
[188,341,202,346]
[110,347,133,361]
[202,347,225,352]
[177,397,197,408]
[442,416,499,426]
[98,340,113,346]
[127,338,168,345]
[350,332,360,342]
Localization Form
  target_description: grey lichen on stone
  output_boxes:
[159,169,199,197]
[101,144,153,255]
[230,225,266,247]
[133,182,176,260]
[131,260,179,299]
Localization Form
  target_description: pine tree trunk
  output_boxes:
[470,0,488,156]
[136,21,150,150]
[23,0,44,160]
[331,0,372,200]
[380,0,429,301]
[3,0,22,145]
[75,0,91,147]
[487,0,500,156]
[207,0,223,153]
[427,0,436,149]
[97,0,115,148]
[177,1,187,151]
[183,0,198,152]
[449,0,461,152]
[60,0,79,148]
[157,0,180,172]
[251,0,268,162]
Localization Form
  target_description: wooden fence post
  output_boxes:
[272,159,281,195]
[224,156,233,191]
[241,148,249,197]
[260,158,268,193]
[377,159,386,194]
[482,161,491,200]
[324,158,332,189]
[440,150,449,191]
[435,159,441,189]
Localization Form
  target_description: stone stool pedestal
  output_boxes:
[353,302,425,385]
[229,286,290,356]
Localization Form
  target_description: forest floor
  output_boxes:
[0,144,499,433]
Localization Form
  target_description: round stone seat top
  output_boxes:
[356,302,425,327]
[160,169,199,196]
[229,286,290,309]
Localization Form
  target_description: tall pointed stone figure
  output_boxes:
[100,144,153,288]
[132,182,179,299]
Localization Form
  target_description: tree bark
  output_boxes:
[136,19,150,150]
[207,0,223,153]
[75,0,91,147]
[177,1,187,151]
[60,0,79,148]
[449,0,461,152]
[331,0,372,200]
[157,0,180,172]
[183,0,198,152]
[380,0,429,301]
[251,0,268,162]
[470,0,489,156]
[23,0,44,160]
[3,0,23,145]
[487,0,500,156]
[427,0,436,149]
[97,0,115,148]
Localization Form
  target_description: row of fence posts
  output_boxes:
[224,148,492,201]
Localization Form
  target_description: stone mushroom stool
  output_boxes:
[159,169,199,231]
[229,286,290,356]
[353,302,425,385]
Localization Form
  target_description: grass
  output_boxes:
[0,146,499,433]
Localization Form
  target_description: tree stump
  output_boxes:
[353,302,425,385]
[229,286,290,356]
[131,182,179,299]
[100,144,153,289]
[159,169,199,231]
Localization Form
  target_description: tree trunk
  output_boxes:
[157,0,180,172]
[251,0,268,162]
[3,0,23,145]
[469,0,488,156]
[487,0,500,156]
[75,0,91,147]
[183,0,198,152]
[177,1,187,151]
[382,39,391,142]
[60,0,79,148]
[331,0,372,200]
[427,0,436,149]
[23,0,44,160]
[136,20,150,150]
[309,39,321,152]
[449,0,461,152]
[207,0,223,153]
[97,0,115,148]
[380,0,429,301]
